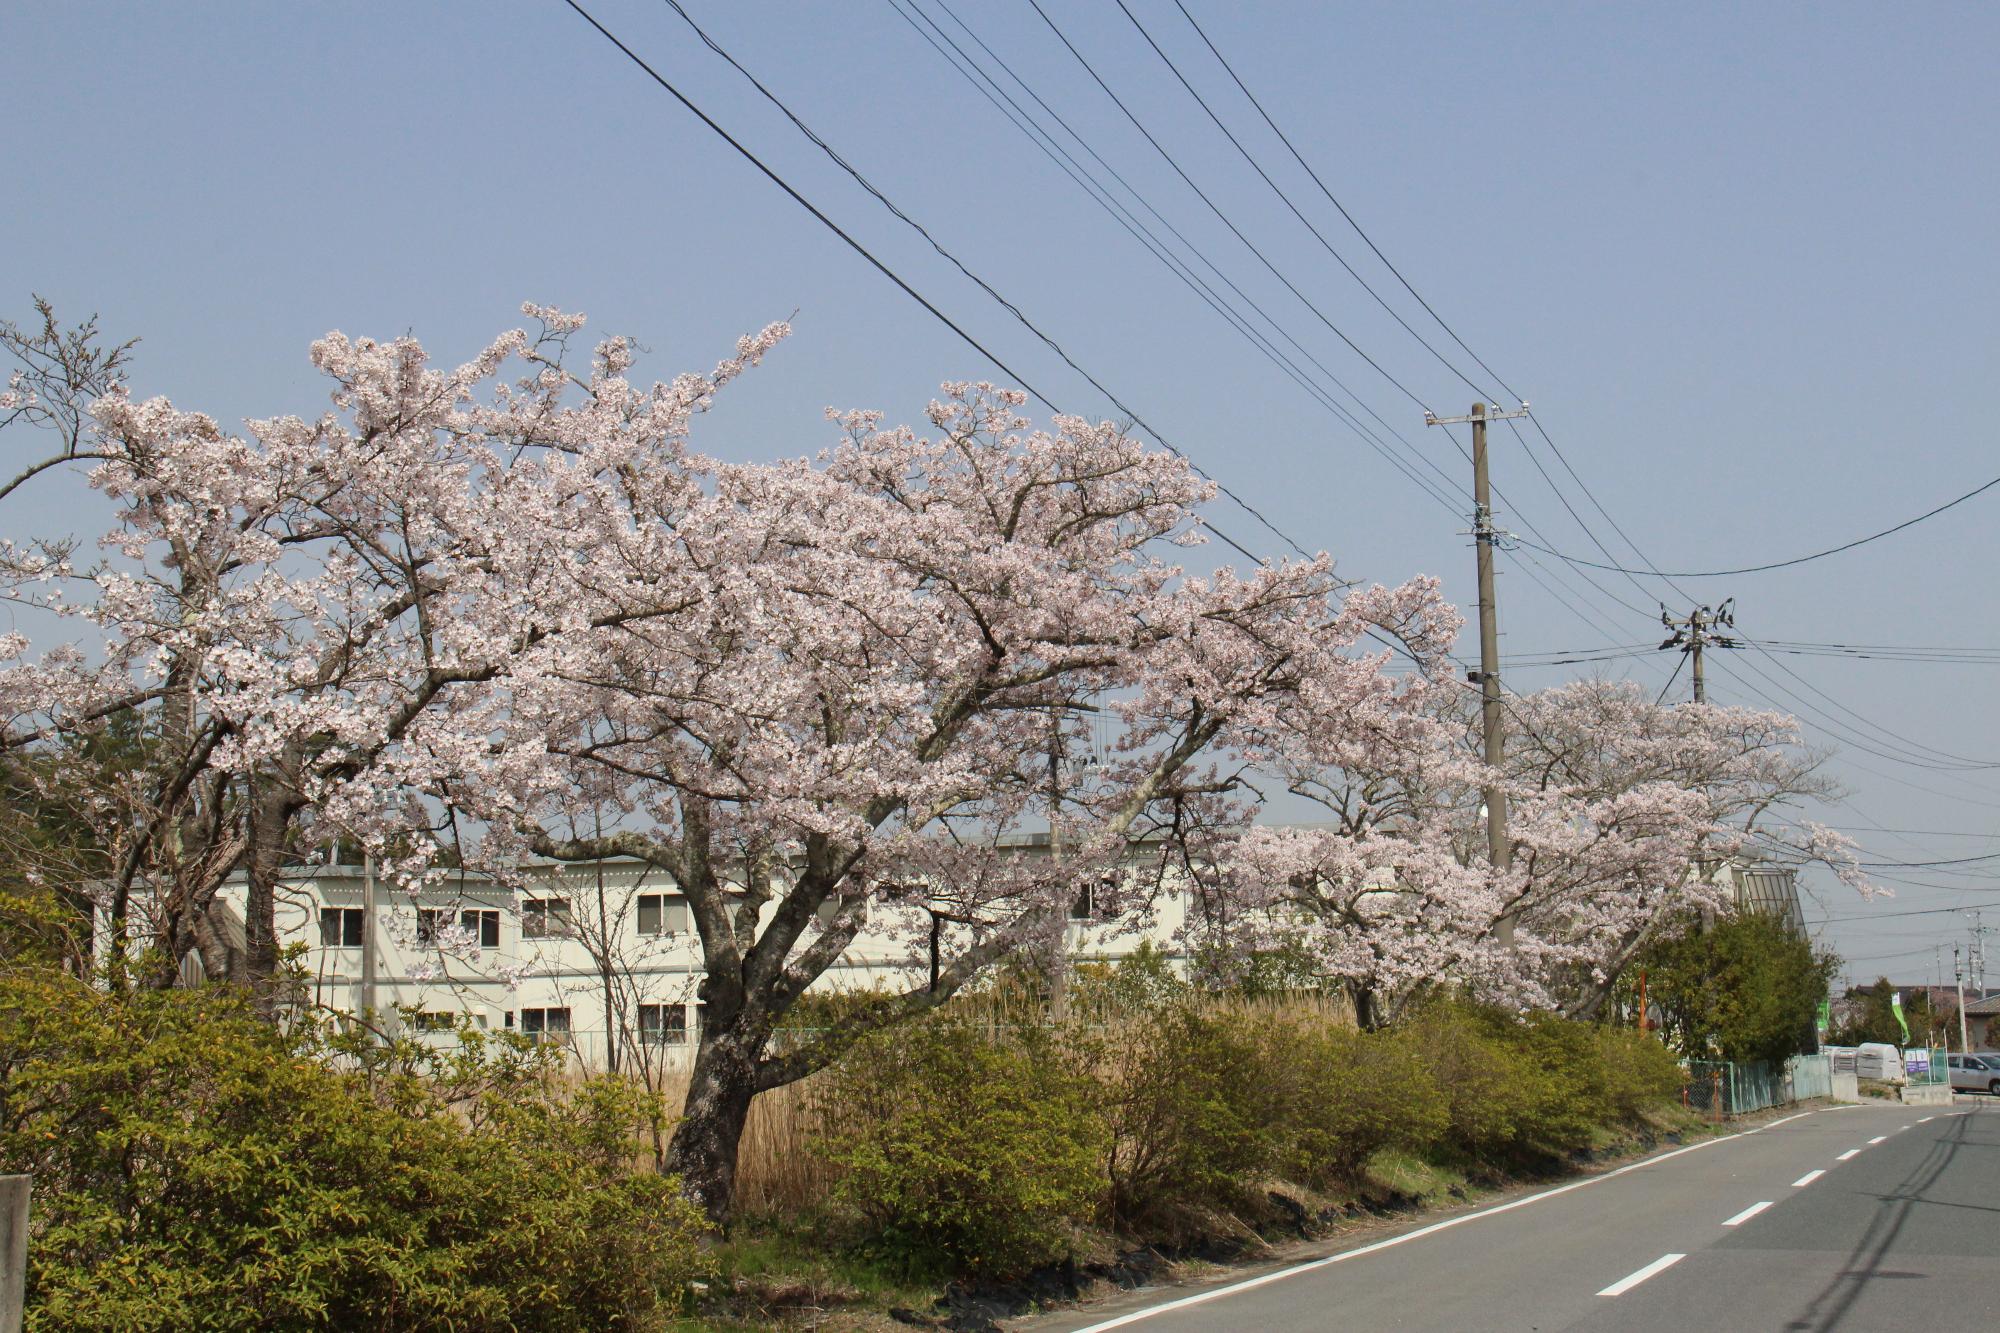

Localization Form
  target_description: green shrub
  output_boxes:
[1405,1001,1681,1169]
[1103,1002,1291,1229]
[811,1015,1105,1280]
[1591,1027,1684,1120]
[0,968,711,1333]
[1280,1025,1448,1188]
[1404,1000,1533,1163]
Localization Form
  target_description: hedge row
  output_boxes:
[812,995,1683,1279]
[0,969,711,1333]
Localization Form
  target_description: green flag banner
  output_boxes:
[1891,991,1912,1045]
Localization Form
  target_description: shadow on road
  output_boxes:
[1783,1111,1980,1332]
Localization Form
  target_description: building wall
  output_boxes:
[226,855,1190,1070]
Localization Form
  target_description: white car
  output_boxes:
[1945,1053,2000,1094]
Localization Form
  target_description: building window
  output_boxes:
[637,1003,688,1046]
[460,909,501,948]
[1069,885,1097,921]
[520,1007,570,1042]
[319,907,364,947]
[521,897,573,940]
[411,1011,455,1032]
[416,908,445,944]
[636,894,690,937]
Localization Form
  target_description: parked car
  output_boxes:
[1945,1053,2000,1094]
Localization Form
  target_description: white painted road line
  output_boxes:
[1722,1201,1773,1227]
[1919,1116,1936,1123]
[1837,1149,1862,1160]
[1792,1170,1825,1187]
[1868,1135,1888,1144]
[1063,1125,1771,1331]
[1599,1253,1687,1297]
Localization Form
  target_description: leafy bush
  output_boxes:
[1591,1027,1685,1120]
[812,1015,1105,1280]
[0,968,711,1333]
[1406,1000,1682,1168]
[1279,1025,1448,1188]
[1102,1003,1290,1229]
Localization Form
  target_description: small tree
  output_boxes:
[1827,976,1936,1049]
[1630,911,1839,1065]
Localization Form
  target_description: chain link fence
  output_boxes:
[1681,1053,1835,1120]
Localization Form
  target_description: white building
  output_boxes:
[193,839,1190,1069]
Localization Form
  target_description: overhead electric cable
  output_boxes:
[883,0,1467,516]
[644,0,1300,562]
[1113,0,1500,403]
[1169,0,1524,402]
[1516,468,2000,577]
[1021,0,1438,416]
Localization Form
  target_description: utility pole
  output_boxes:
[1955,945,1970,1053]
[1425,401,1530,941]
[1047,708,1070,1020]
[361,850,378,1034]
[1659,600,1741,703]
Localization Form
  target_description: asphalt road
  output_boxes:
[1031,1100,1999,1333]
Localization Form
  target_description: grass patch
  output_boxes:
[1362,1148,1470,1207]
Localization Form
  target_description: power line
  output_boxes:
[1168,0,1523,402]
[884,0,1468,517]
[636,0,1296,564]
[1153,2,1682,612]
[907,0,1661,665]
[1517,467,2000,578]
[1113,0,1498,404]
[1022,0,1438,417]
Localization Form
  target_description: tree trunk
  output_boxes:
[664,1023,761,1227]
[242,781,291,1016]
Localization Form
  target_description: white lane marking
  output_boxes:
[1792,1170,1825,1187]
[1722,1201,1774,1227]
[1837,1149,1862,1160]
[1919,1116,1935,1123]
[1063,1126,1773,1332]
[1767,1112,1811,1127]
[1868,1136,1888,1144]
[1599,1253,1688,1297]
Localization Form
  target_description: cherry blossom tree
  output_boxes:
[3,301,1459,1222]
[476,383,1459,1220]
[1211,677,1865,1024]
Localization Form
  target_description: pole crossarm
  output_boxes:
[1659,600,1743,704]
[1424,403,1531,426]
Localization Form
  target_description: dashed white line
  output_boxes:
[1919,1116,1936,1124]
[1837,1149,1862,1160]
[1792,1170,1825,1187]
[1722,1201,1774,1227]
[1868,1135,1888,1144]
[1599,1253,1687,1297]
[1063,1122,1768,1331]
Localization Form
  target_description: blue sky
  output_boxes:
[6,1,1998,982]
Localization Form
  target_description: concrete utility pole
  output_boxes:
[1047,708,1070,1020]
[361,850,378,1031]
[1659,600,1741,703]
[1955,945,1971,1053]
[0,1174,25,1333]
[1425,402,1530,942]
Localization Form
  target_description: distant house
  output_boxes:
[1964,992,2000,1050]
